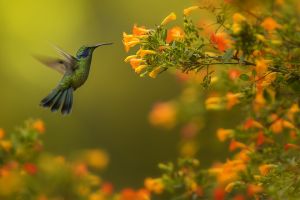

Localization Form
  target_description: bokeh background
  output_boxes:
[0,0,230,189]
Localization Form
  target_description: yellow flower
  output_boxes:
[0,140,12,152]
[32,119,45,134]
[217,128,234,142]
[161,12,176,26]
[283,120,296,129]
[255,34,266,42]
[134,65,148,74]
[83,150,109,170]
[137,49,156,57]
[180,141,198,157]
[259,164,277,176]
[124,55,137,63]
[261,72,277,87]
[233,13,246,23]
[255,59,271,75]
[205,96,222,110]
[144,178,164,194]
[261,17,281,32]
[183,6,199,16]
[149,67,164,78]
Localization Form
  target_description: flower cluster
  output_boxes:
[124,0,300,199]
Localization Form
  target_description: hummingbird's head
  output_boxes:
[76,43,113,59]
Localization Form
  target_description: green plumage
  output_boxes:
[38,43,113,115]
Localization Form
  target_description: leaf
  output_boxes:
[239,74,250,81]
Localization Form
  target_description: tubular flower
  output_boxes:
[285,143,300,151]
[226,92,243,109]
[255,59,272,75]
[0,129,5,140]
[161,12,176,26]
[243,118,264,130]
[123,32,140,52]
[261,17,281,32]
[134,65,148,74]
[259,164,277,176]
[183,6,199,16]
[210,33,231,52]
[144,178,164,194]
[124,55,137,62]
[132,24,150,36]
[129,58,144,69]
[32,119,45,134]
[205,96,222,110]
[166,26,184,43]
[217,128,234,142]
[232,13,246,34]
[149,67,164,78]
[149,102,177,129]
[229,140,247,151]
[119,189,150,200]
[247,184,263,196]
[137,49,156,57]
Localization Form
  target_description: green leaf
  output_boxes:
[239,74,250,81]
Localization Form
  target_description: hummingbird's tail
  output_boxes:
[40,87,73,115]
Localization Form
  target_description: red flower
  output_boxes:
[23,163,37,175]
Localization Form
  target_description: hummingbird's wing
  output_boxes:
[34,55,68,74]
[52,45,78,71]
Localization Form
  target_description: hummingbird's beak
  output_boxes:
[91,42,113,48]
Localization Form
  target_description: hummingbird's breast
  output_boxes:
[70,59,92,89]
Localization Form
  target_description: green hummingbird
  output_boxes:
[36,43,113,115]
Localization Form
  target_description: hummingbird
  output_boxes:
[36,43,113,115]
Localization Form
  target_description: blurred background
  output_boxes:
[0,0,230,189]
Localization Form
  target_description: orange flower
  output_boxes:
[101,182,114,195]
[161,12,176,26]
[166,26,184,43]
[217,128,234,142]
[229,140,247,152]
[233,13,246,23]
[149,102,177,129]
[259,164,277,176]
[183,6,199,16]
[129,58,144,69]
[0,129,5,140]
[256,131,265,146]
[247,184,263,196]
[144,178,164,194]
[261,17,281,31]
[228,69,240,80]
[233,195,245,200]
[269,114,283,134]
[119,189,150,200]
[226,92,242,109]
[123,32,140,52]
[132,24,149,36]
[32,119,45,134]
[210,33,231,52]
[82,149,109,170]
[255,59,271,75]
[243,118,264,130]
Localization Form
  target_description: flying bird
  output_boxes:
[35,43,113,115]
